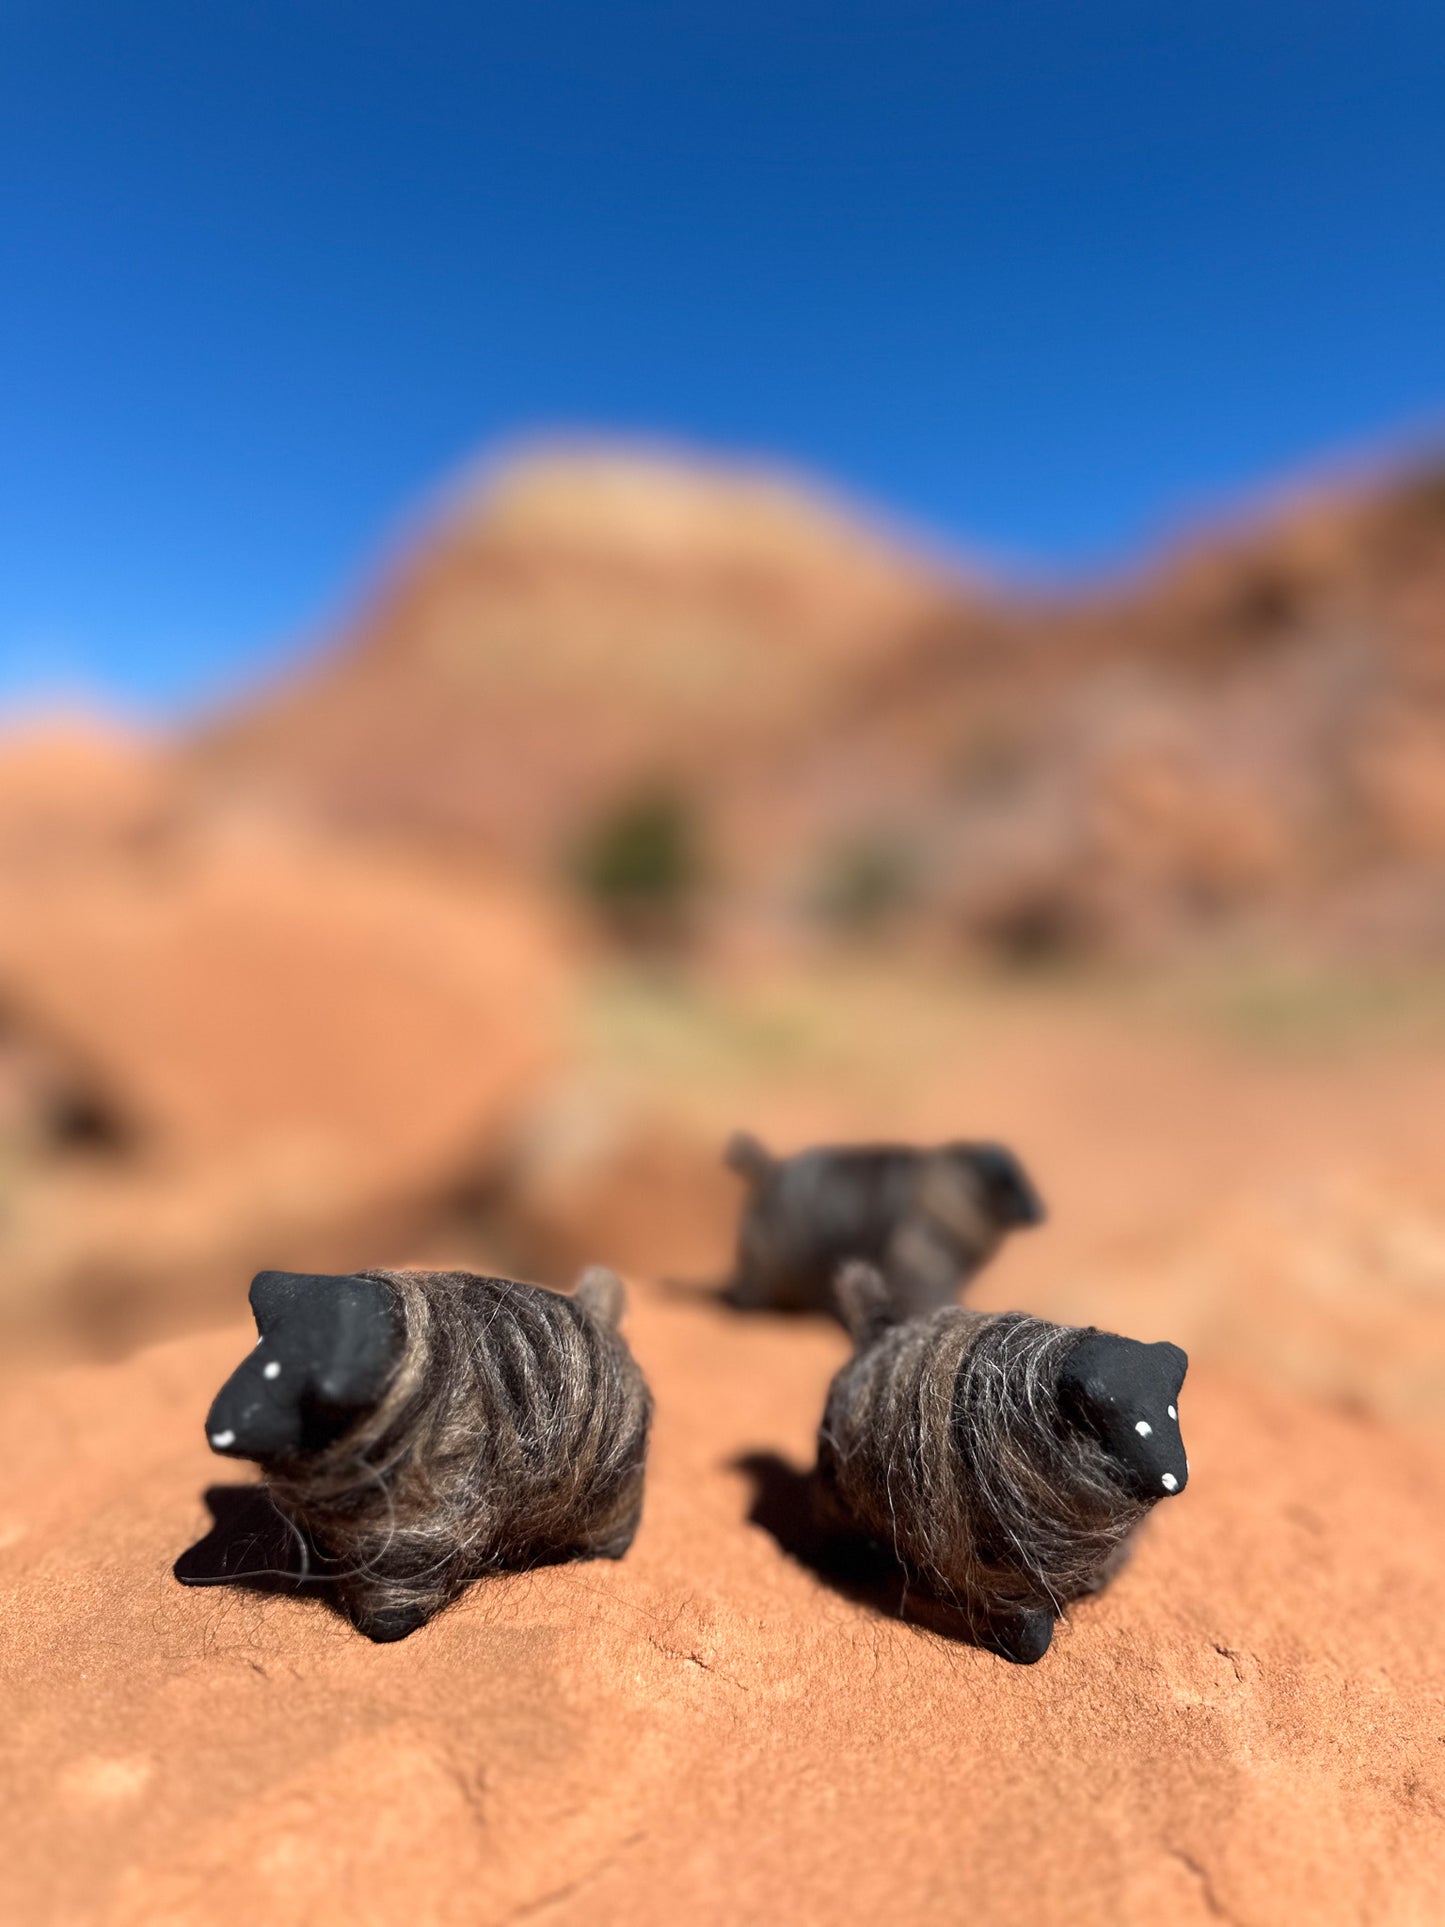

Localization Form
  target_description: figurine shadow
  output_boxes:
[174,1482,608,1640]
[658,1274,835,1321]
[173,1483,350,1621]
[733,1451,1052,1663]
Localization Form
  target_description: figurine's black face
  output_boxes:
[205,1270,404,1464]
[952,1143,1047,1229]
[1057,1332,1189,1502]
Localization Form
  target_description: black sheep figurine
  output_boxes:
[723,1132,1044,1319]
[816,1262,1188,1663]
[198,1265,653,1641]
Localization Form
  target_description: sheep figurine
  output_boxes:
[198,1265,652,1641]
[815,1262,1189,1662]
[723,1132,1044,1319]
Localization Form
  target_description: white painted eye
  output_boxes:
[262,1361,281,1381]
[210,1430,237,1449]
[1161,1471,1178,1492]
[1135,1420,1152,1437]
[1168,1404,1177,1420]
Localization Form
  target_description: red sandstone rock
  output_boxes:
[2,1288,1443,1926]
[0,825,563,1346]
[186,445,1445,961]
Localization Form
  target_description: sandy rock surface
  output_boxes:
[5,1282,1444,1927]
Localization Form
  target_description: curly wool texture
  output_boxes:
[817,1305,1148,1627]
[264,1269,652,1637]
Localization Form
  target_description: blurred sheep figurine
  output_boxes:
[723,1132,1044,1319]
[201,1265,652,1641]
[816,1261,1189,1663]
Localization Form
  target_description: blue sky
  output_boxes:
[3,0,1443,714]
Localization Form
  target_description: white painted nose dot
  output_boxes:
[262,1361,281,1380]
[210,1430,236,1449]
[1168,1404,1177,1420]
[1161,1471,1178,1492]
[1135,1419,1152,1437]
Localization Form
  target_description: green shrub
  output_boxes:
[569,787,702,942]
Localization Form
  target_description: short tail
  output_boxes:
[573,1264,627,1329]
[724,1130,774,1186]
[833,1261,900,1350]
